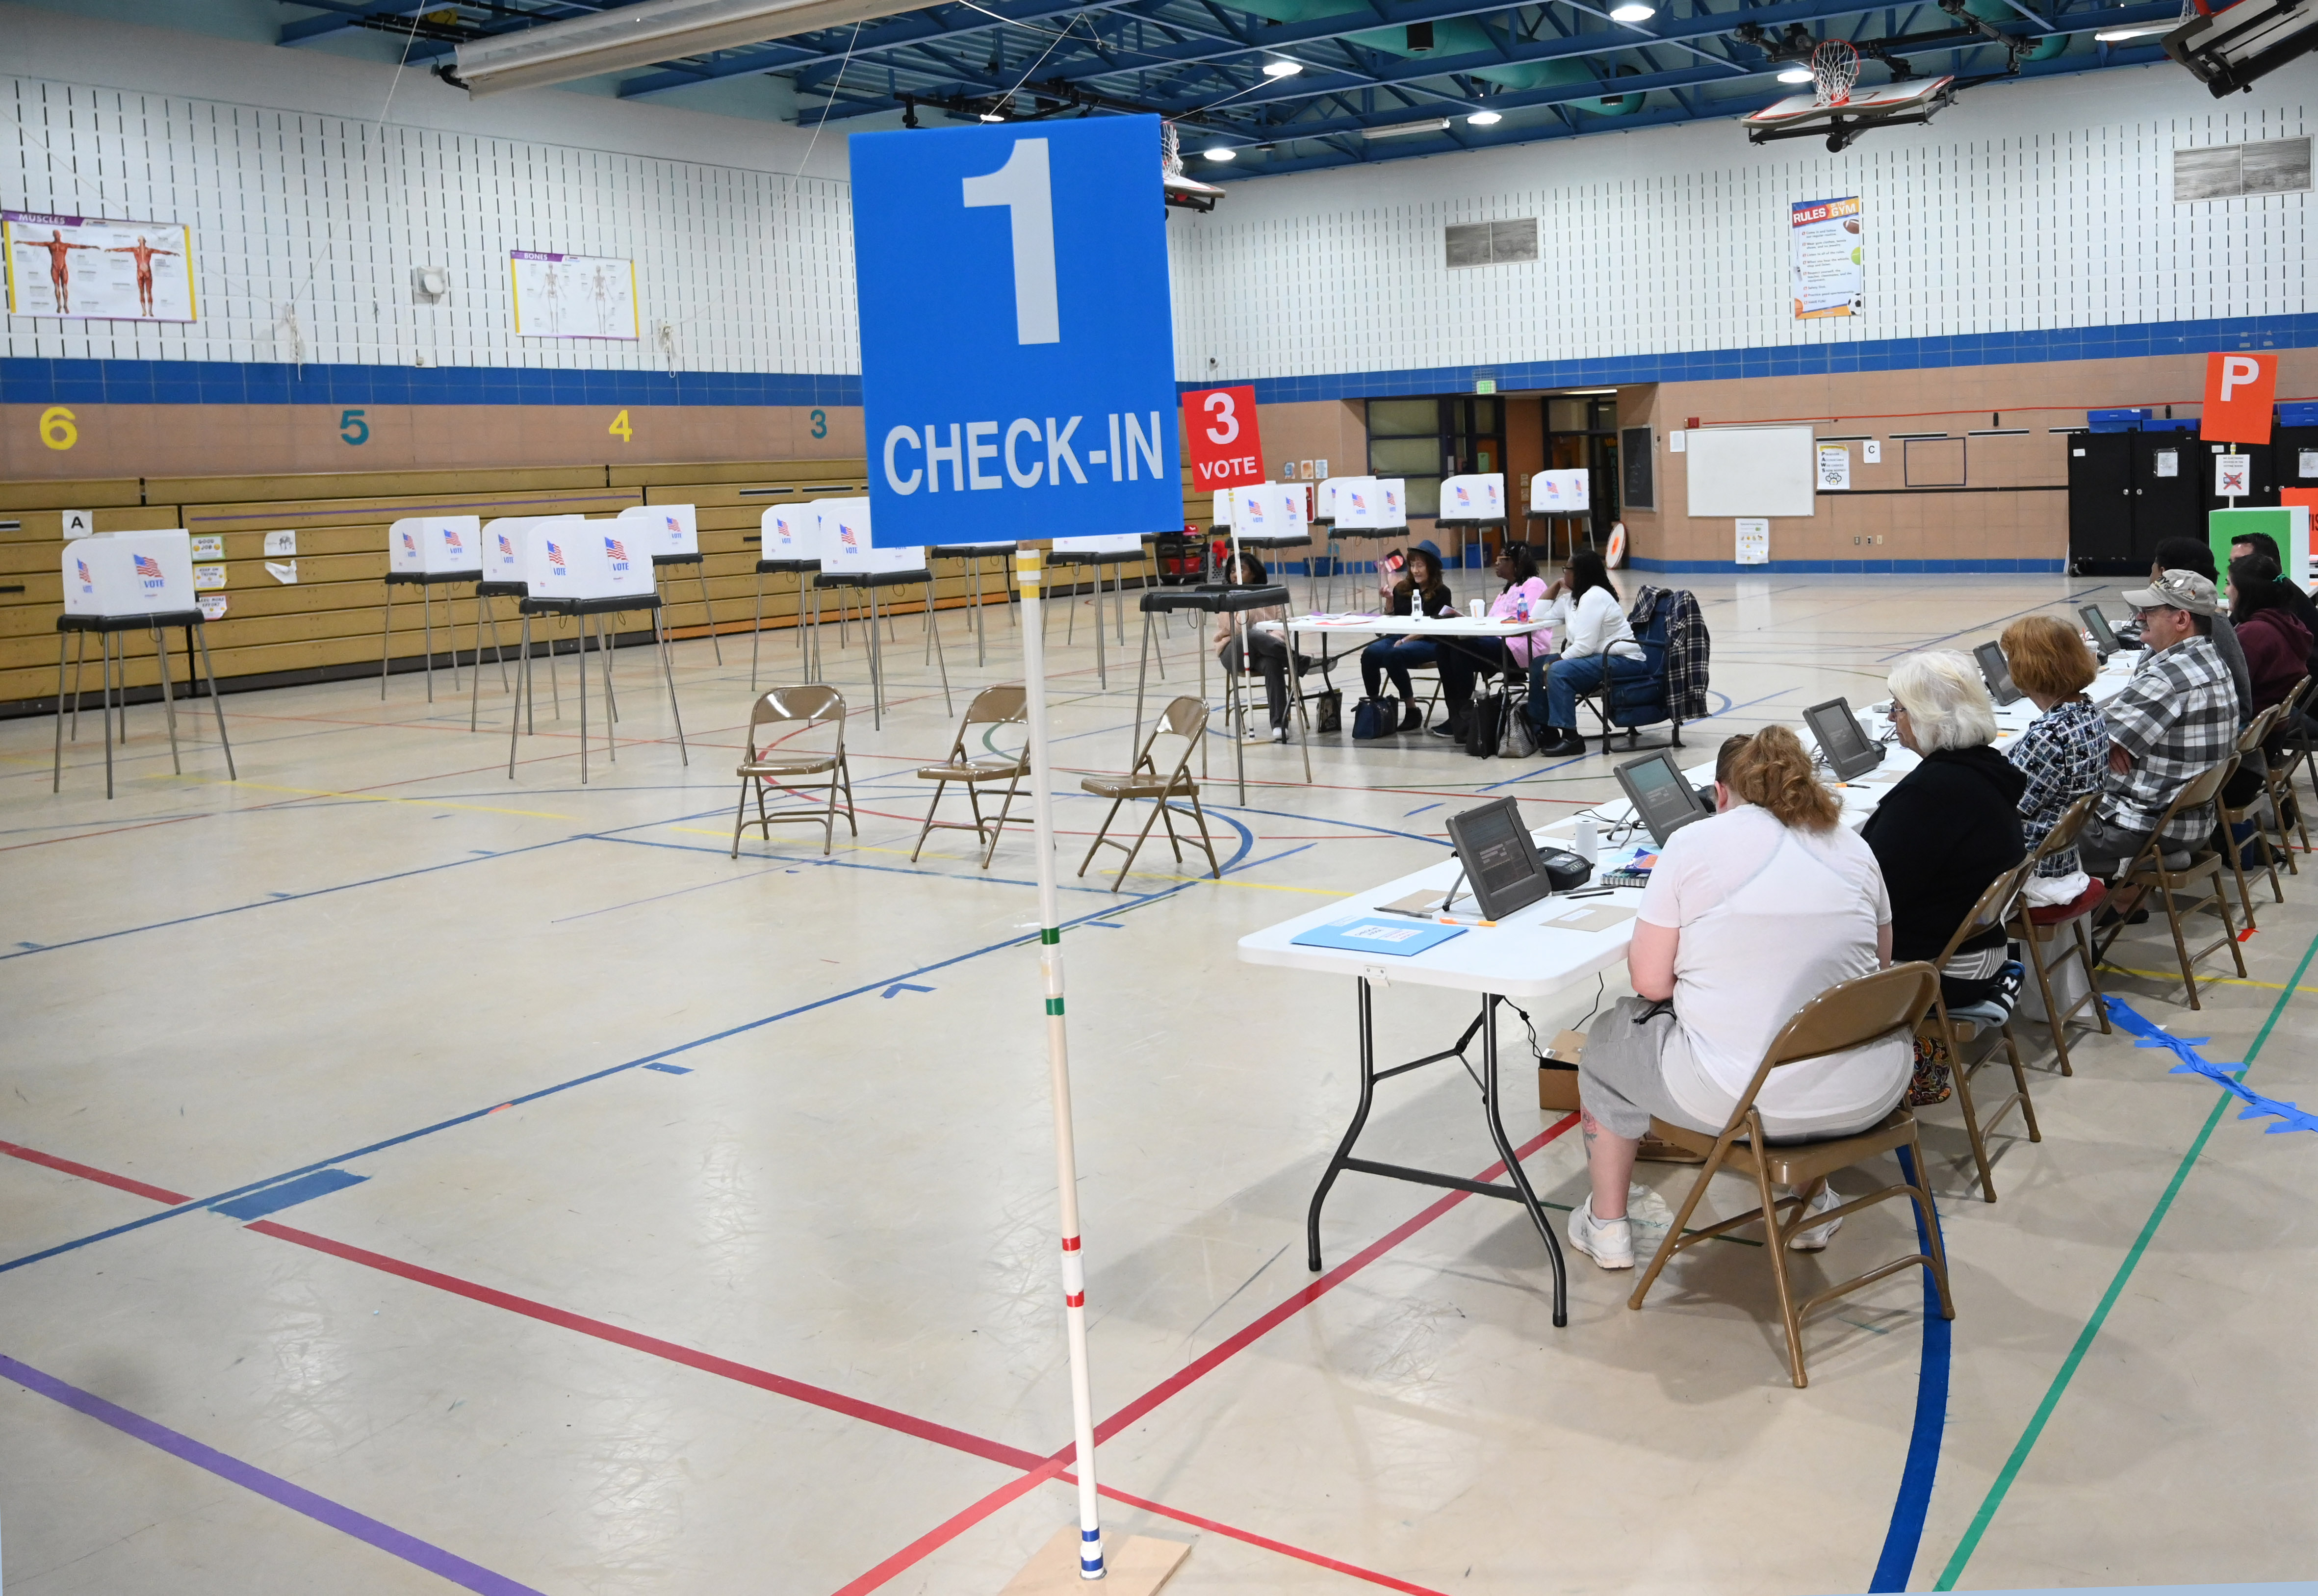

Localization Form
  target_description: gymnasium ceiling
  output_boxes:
[278,0,2185,175]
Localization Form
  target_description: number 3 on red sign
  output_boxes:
[1202,390,1239,446]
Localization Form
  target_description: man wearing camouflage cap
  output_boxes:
[2079,568,2238,879]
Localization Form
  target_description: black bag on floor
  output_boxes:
[1465,692,1504,758]
[1352,694,1398,740]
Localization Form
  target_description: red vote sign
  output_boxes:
[2202,351,2279,446]
[1180,385,1266,491]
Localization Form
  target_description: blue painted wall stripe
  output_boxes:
[4,310,2312,411]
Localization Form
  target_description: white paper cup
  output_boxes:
[1468,598,1486,618]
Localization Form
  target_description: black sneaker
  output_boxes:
[1536,730,1588,757]
[1429,721,1465,741]
[1400,705,1424,733]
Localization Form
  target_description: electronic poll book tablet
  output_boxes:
[1973,640,2023,706]
[1804,697,1887,781]
[1613,749,1714,846]
[2082,604,2120,659]
[1442,798,1589,919]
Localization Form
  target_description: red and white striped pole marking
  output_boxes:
[1015,546,1106,1579]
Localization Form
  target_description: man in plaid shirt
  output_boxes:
[2078,568,2239,876]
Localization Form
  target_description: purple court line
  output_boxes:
[0,1352,548,1596]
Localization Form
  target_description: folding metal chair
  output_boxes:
[1078,695,1222,892]
[2006,793,2109,1078]
[2090,757,2246,1010]
[911,683,1031,869]
[731,685,855,857]
[2218,704,2287,928]
[1919,856,2041,1201]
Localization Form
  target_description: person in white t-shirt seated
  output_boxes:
[1568,725,1906,1270]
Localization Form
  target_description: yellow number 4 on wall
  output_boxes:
[608,409,633,443]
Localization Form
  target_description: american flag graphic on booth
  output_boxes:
[76,559,92,585]
[401,530,417,554]
[664,515,680,536]
[441,526,464,552]
[497,533,514,558]
[133,555,163,579]
[840,523,858,549]
[605,538,630,563]
[546,542,567,569]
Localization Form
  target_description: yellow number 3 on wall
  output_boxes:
[609,409,633,443]
[39,406,77,451]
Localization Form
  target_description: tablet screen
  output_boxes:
[2082,605,2118,652]
[1804,698,1880,780]
[1616,752,1709,845]
[1974,641,2021,705]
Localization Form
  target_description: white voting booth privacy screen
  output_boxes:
[818,499,925,574]
[61,529,195,616]
[484,516,576,583]
[617,503,699,558]
[1440,474,1505,520]
[1212,484,1310,538]
[1529,470,1591,514]
[1334,477,1407,530]
[760,504,820,561]
[388,515,485,576]
[520,520,658,600]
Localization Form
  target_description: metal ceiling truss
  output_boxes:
[274,0,2189,172]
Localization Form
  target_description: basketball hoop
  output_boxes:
[1811,39,1860,106]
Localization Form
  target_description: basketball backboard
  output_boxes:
[1742,76,1957,151]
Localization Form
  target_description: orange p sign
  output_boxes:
[2202,351,2278,446]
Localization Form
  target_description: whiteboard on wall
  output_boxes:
[1685,425,1817,518]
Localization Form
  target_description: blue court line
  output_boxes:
[210,1168,367,1221]
[550,860,802,923]
[0,820,1256,1279]
[586,830,1126,895]
[1873,587,2112,662]
[1869,1143,1953,1592]
[0,835,578,964]
[1207,804,1451,849]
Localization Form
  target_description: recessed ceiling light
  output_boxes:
[1777,65,1814,82]
[1468,109,1503,125]
[1204,145,1236,160]
[1261,58,1303,77]
[1610,3,1655,21]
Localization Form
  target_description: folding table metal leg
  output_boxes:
[153,619,182,776]
[1479,995,1569,1327]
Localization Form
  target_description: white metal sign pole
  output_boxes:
[1014,545,1107,1581]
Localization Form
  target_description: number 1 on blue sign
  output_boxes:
[961,140,1059,346]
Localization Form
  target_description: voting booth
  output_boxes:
[1437,472,1506,575]
[504,520,687,786]
[617,502,720,665]
[52,528,235,798]
[754,503,826,688]
[521,519,661,600]
[1528,468,1593,561]
[382,515,484,704]
[812,498,951,728]
[470,516,578,733]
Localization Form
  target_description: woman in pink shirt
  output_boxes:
[1431,543,1550,741]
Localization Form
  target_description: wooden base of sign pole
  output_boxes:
[1001,1528,1191,1595]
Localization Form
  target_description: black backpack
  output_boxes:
[1464,692,1503,757]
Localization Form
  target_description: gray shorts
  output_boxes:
[2079,813,2192,877]
[1578,997,1721,1140]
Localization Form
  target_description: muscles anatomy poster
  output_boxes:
[509,251,638,340]
[4,212,196,321]
[1789,196,1863,319]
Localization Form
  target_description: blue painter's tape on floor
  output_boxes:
[211,1168,367,1221]
[643,1062,692,1075]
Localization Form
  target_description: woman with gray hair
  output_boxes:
[1860,651,2027,1099]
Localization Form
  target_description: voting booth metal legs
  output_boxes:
[653,552,722,666]
[752,562,824,691]
[810,572,952,731]
[52,612,236,799]
[1307,980,1569,1326]
[505,596,688,785]
[381,571,478,704]
[469,582,528,733]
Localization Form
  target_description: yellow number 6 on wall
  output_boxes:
[39,406,77,450]
[608,409,633,443]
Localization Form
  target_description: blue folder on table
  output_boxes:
[1291,917,1468,956]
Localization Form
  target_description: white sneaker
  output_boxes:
[1624,1183,1675,1249]
[1787,1183,1844,1252]
[1270,725,1289,744]
[1567,1195,1634,1269]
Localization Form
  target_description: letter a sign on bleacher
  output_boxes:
[851,117,1182,547]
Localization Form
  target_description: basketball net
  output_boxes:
[1810,40,1860,107]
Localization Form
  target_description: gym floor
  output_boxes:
[3,570,2313,1596]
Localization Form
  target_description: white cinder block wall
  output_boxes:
[1165,65,2313,382]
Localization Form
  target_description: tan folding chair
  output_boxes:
[2218,704,2287,927]
[1916,856,2040,1201]
[1629,962,1953,1389]
[911,683,1030,870]
[1078,695,1222,892]
[2260,676,2312,870]
[730,685,856,857]
[2007,793,2109,1079]
[2091,757,2246,1009]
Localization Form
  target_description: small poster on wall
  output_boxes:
[509,251,638,340]
[1736,518,1771,565]
[1790,197,1863,319]
[4,212,197,321]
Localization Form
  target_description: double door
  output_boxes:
[2067,432,2275,573]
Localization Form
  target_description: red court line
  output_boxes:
[0,1140,191,1206]
[1090,1482,1450,1596]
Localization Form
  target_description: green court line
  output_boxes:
[1932,925,2318,1589]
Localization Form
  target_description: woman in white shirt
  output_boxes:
[1527,549,1648,757]
[1568,725,1906,1270]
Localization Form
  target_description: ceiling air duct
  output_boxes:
[449,0,929,96]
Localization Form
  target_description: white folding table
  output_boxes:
[1237,647,2145,1329]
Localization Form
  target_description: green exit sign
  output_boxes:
[1474,378,1497,395]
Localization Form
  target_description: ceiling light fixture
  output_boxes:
[1610,3,1656,20]
[449,0,938,97]
[1204,145,1236,160]
[1363,116,1453,138]
[979,111,1005,121]
[2092,19,2175,38]
[1777,64,1814,81]
[1261,57,1304,76]
[1467,109,1503,125]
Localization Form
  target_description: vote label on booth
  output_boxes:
[852,117,1181,548]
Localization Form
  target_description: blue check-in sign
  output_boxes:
[851,117,1182,548]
